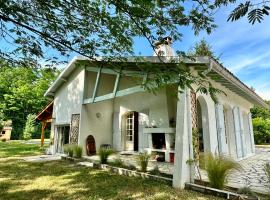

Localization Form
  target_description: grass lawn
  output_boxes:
[0,141,223,200]
[256,144,270,148]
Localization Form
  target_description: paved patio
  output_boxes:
[226,148,270,194]
[85,148,270,194]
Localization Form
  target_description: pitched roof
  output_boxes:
[44,56,269,109]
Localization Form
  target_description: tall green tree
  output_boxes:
[0,63,59,139]
[251,101,270,144]
[188,39,218,58]
[23,114,36,140]
[0,1,268,97]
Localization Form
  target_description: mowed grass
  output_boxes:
[0,141,223,200]
[0,140,46,158]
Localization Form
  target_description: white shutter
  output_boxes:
[113,112,121,151]
[238,108,246,158]
[233,107,243,158]
[215,104,228,155]
[138,113,149,150]
[248,112,255,153]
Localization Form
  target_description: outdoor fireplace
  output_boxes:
[143,127,176,163]
[152,133,166,149]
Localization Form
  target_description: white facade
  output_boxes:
[46,56,268,188]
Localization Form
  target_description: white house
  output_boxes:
[44,41,269,188]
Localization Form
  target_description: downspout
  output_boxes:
[202,57,214,76]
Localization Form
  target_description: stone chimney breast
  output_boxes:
[153,36,176,57]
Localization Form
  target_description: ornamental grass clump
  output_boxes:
[137,152,150,172]
[200,153,241,189]
[73,145,83,158]
[64,144,74,157]
[98,148,114,164]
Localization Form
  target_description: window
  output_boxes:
[126,114,133,141]
[1,131,5,135]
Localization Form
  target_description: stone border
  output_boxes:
[61,155,82,162]
[63,155,173,184]
[100,164,173,184]
[185,183,259,200]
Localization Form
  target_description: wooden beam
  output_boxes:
[86,66,144,77]
[92,67,102,102]
[83,86,145,104]
[113,72,121,98]
[115,86,144,97]
[86,66,118,75]
[41,121,47,147]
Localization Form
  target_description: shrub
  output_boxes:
[200,153,241,189]
[137,152,150,172]
[149,165,161,176]
[0,122,3,132]
[98,148,114,164]
[1,138,6,142]
[126,164,137,170]
[238,186,255,196]
[109,159,137,170]
[23,114,36,140]
[73,145,83,158]
[253,118,270,144]
[109,158,124,168]
[64,144,74,157]
[265,164,270,187]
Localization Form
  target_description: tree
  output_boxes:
[188,39,220,59]
[23,114,36,140]
[251,102,270,144]
[0,1,268,110]
[228,1,270,24]
[251,106,270,119]
[0,62,60,139]
[252,117,270,144]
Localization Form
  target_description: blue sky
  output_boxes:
[1,2,269,100]
[132,2,270,100]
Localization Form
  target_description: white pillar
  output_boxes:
[248,112,255,153]
[173,88,193,188]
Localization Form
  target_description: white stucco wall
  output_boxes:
[53,66,85,125]
[79,100,114,155]
[112,89,173,151]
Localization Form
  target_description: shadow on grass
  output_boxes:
[0,158,224,200]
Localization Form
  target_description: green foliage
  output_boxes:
[0,122,3,132]
[192,128,200,162]
[237,186,255,196]
[22,114,36,140]
[200,153,241,189]
[109,158,124,168]
[64,144,74,158]
[189,39,215,58]
[108,158,136,170]
[0,64,59,139]
[252,118,270,144]
[0,0,243,64]
[251,105,270,144]
[73,145,83,158]
[251,106,270,119]
[265,163,270,186]
[228,1,270,24]
[137,152,150,172]
[98,148,114,164]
